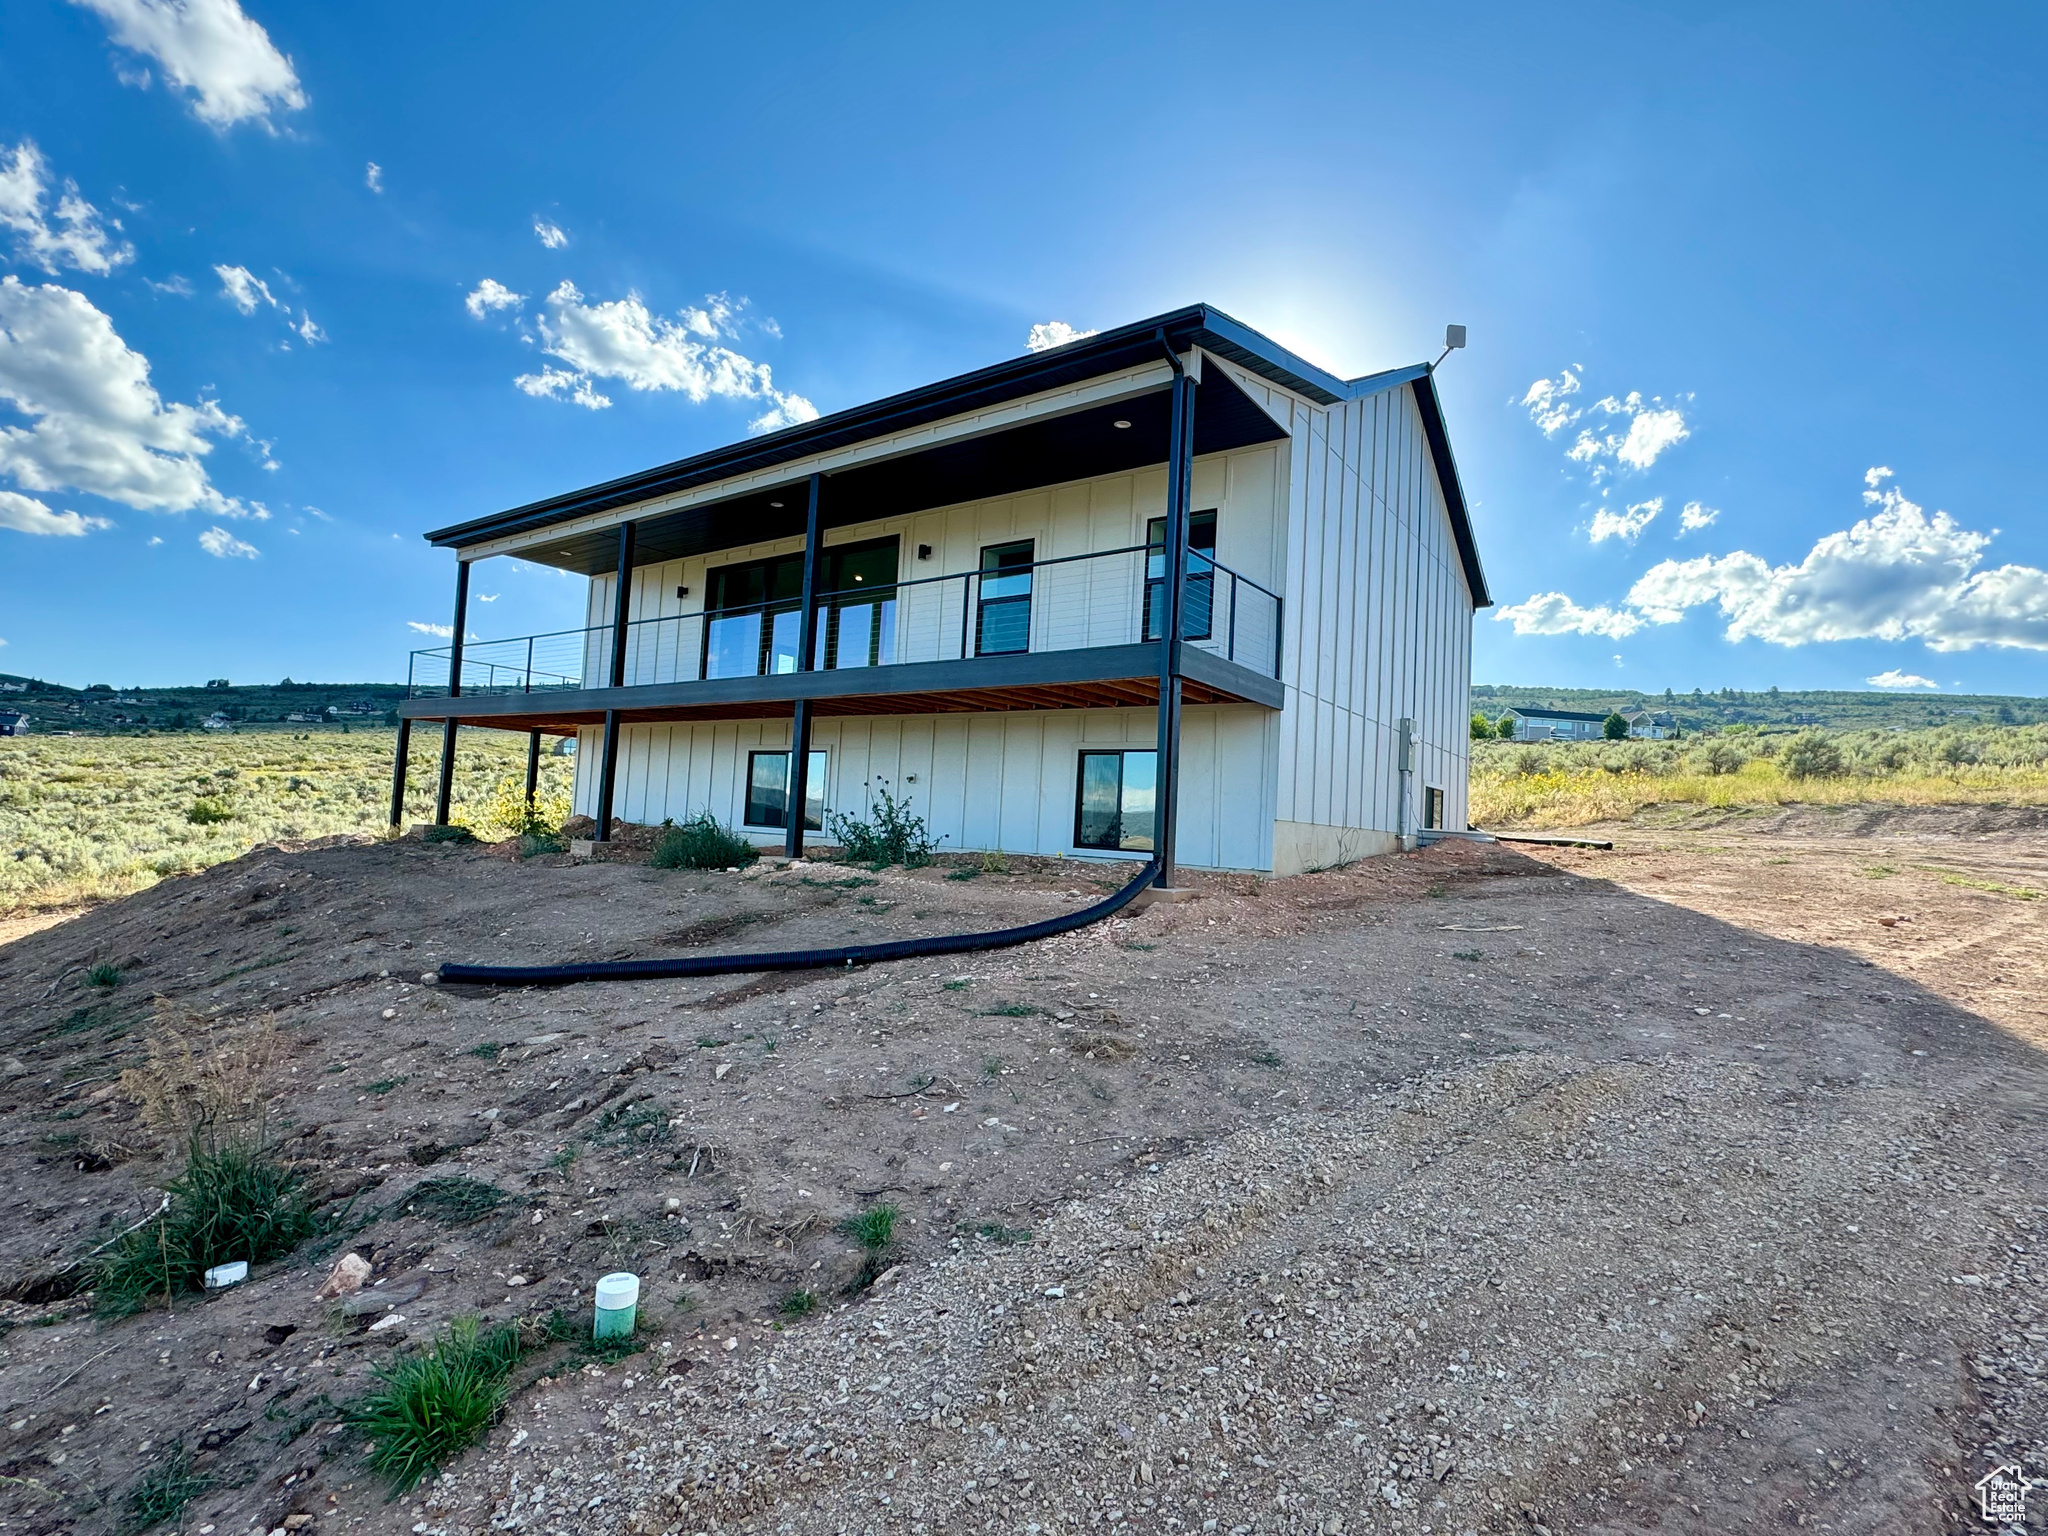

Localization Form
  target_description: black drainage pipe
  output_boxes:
[432,860,1161,988]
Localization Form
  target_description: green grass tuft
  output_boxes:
[593,1097,670,1147]
[945,865,981,881]
[650,812,758,870]
[397,1176,507,1225]
[96,1137,315,1318]
[467,1041,502,1061]
[348,1315,524,1495]
[778,1287,818,1317]
[124,1442,210,1531]
[839,1203,898,1252]
[85,961,123,988]
[971,1221,1032,1245]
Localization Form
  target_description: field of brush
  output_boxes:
[0,730,573,914]
[1472,723,2048,828]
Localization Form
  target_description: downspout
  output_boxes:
[1397,716,1414,851]
[1152,330,1194,889]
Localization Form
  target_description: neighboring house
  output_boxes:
[0,711,28,737]
[284,711,324,724]
[1621,708,1676,739]
[202,713,233,732]
[1504,706,1609,742]
[398,305,1490,875]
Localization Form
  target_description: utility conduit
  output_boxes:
[431,859,1162,988]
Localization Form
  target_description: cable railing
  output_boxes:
[406,544,1282,698]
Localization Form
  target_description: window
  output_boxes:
[744,749,827,830]
[1144,510,1217,641]
[1074,750,1157,851]
[976,540,1033,656]
[819,539,899,670]
[1423,786,1444,831]
[704,553,804,679]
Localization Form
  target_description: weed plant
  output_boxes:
[396,1177,507,1225]
[651,812,758,870]
[95,1137,315,1316]
[124,1442,210,1531]
[86,962,122,987]
[420,823,475,845]
[827,779,938,868]
[349,1315,526,1495]
[839,1202,899,1292]
[779,1288,818,1317]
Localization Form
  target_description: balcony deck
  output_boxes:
[401,544,1284,732]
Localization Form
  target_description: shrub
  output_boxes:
[827,780,938,868]
[1470,712,1496,741]
[1495,713,1516,739]
[1511,746,1545,777]
[95,1137,315,1316]
[1693,740,1745,776]
[185,796,234,825]
[350,1315,525,1494]
[86,961,122,988]
[421,823,476,844]
[1781,730,1846,780]
[650,812,758,870]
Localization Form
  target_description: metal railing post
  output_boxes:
[525,636,535,693]
[1227,569,1238,662]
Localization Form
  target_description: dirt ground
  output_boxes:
[0,805,2044,1536]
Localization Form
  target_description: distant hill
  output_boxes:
[0,675,407,735]
[1471,683,2047,734]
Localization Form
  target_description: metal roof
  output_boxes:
[427,303,1489,606]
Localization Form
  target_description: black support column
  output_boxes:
[388,717,412,828]
[524,728,543,820]
[434,559,470,826]
[786,473,825,858]
[593,521,636,841]
[1153,359,1196,887]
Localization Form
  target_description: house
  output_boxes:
[1503,706,1609,742]
[397,305,1490,876]
[1620,707,1676,740]
[202,713,233,732]
[0,711,27,737]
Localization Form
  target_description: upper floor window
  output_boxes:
[703,538,899,678]
[1144,510,1217,641]
[976,540,1033,656]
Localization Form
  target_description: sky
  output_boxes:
[1,0,2044,697]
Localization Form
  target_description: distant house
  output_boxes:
[284,711,323,723]
[1620,707,1676,739]
[0,681,25,694]
[0,711,28,737]
[1503,706,1609,742]
[202,713,233,732]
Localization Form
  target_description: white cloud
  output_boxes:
[73,0,306,129]
[146,274,194,297]
[0,141,134,277]
[1493,591,1645,640]
[533,218,567,249]
[514,280,817,433]
[1621,475,2048,653]
[365,161,382,193]
[408,620,453,638]
[1026,320,1098,353]
[464,278,524,319]
[292,310,323,344]
[1864,466,1893,488]
[0,488,111,536]
[214,262,278,314]
[1678,500,1719,534]
[1868,669,1937,689]
[198,523,256,557]
[1589,497,1660,544]
[1520,367,1581,436]
[475,592,498,602]
[0,275,254,516]
[1530,374,1691,476]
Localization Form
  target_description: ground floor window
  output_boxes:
[1423,785,1444,830]
[1074,749,1157,851]
[744,749,827,830]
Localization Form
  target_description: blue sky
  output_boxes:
[1,0,2044,695]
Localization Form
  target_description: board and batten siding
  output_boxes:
[569,704,1276,870]
[1209,360,1475,873]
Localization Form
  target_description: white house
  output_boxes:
[399,306,1490,877]
[1503,706,1608,742]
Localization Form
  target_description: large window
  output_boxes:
[1074,749,1157,852]
[744,749,827,830]
[704,539,899,679]
[1144,510,1217,641]
[975,540,1033,656]
[1424,785,1444,831]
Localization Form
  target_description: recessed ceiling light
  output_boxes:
[769,500,784,508]
[1112,419,1132,429]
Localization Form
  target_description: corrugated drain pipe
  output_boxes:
[430,859,1160,988]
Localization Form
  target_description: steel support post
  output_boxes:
[786,474,825,858]
[594,522,636,840]
[388,717,411,827]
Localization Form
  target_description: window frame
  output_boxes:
[974,539,1034,657]
[1072,748,1160,852]
[741,748,829,831]
[1423,785,1445,831]
[1144,509,1218,642]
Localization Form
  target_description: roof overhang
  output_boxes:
[429,303,1488,605]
